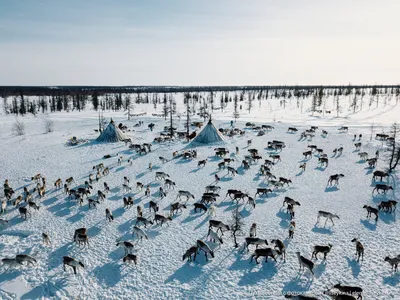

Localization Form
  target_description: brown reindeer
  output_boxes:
[351,238,364,262]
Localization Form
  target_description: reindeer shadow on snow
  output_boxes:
[93,262,122,288]
[360,219,377,231]
[379,211,396,224]
[165,262,203,284]
[182,211,204,224]
[324,186,339,192]
[237,260,279,286]
[311,224,333,235]
[66,212,85,223]
[344,256,361,278]
[282,275,313,295]
[194,215,211,231]
[276,209,291,228]
[383,273,400,286]
[313,260,327,278]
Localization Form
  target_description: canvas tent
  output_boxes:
[187,119,226,147]
[96,119,130,143]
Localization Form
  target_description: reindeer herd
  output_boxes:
[0,122,399,299]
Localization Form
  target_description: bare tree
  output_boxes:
[370,122,375,141]
[388,123,400,173]
[233,93,239,122]
[12,119,25,136]
[230,205,244,248]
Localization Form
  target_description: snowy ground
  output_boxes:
[0,103,400,299]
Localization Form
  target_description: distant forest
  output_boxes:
[0,85,399,117]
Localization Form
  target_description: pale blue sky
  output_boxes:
[0,0,399,85]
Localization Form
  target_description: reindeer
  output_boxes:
[19,206,31,219]
[197,159,207,168]
[97,190,106,201]
[42,232,51,245]
[154,214,172,226]
[13,253,38,267]
[116,241,134,255]
[248,223,257,238]
[170,202,187,215]
[312,244,333,260]
[105,208,114,222]
[372,170,389,181]
[196,240,215,261]
[123,197,133,208]
[135,216,153,228]
[194,203,208,213]
[354,142,362,150]
[271,239,286,261]
[123,254,137,265]
[122,184,131,193]
[255,188,272,197]
[327,174,344,186]
[227,166,238,176]
[284,295,319,300]
[88,198,101,208]
[244,237,268,251]
[38,186,46,198]
[329,283,363,300]
[31,174,42,183]
[13,196,22,207]
[207,228,223,244]
[217,161,226,170]
[103,182,110,193]
[75,233,89,248]
[177,190,195,201]
[149,200,159,213]
[137,205,143,217]
[103,167,110,176]
[132,226,148,241]
[303,151,312,159]
[363,205,379,221]
[378,200,397,213]
[283,196,301,208]
[279,177,292,186]
[250,248,277,264]
[54,178,63,188]
[317,211,339,226]
[182,246,197,262]
[366,157,377,168]
[159,156,169,164]
[63,256,85,274]
[384,256,400,272]
[209,220,230,235]
[205,185,221,193]
[351,238,364,262]
[299,162,306,172]
[372,184,393,195]
[28,201,40,211]
[269,154,281,163]
[155,172,170,181]
[164,179,176,189]
[65,177,75,186]
[318,157,329,167]
[287,127,298,133]
[297,252,314,275]
[357,152,368,161]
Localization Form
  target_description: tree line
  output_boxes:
[1,85,400,116]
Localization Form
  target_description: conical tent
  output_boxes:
[188,119,226,147]
[96,119,130,143]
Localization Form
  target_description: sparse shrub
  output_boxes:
[12,119,25,136]
[43,117,54,133]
